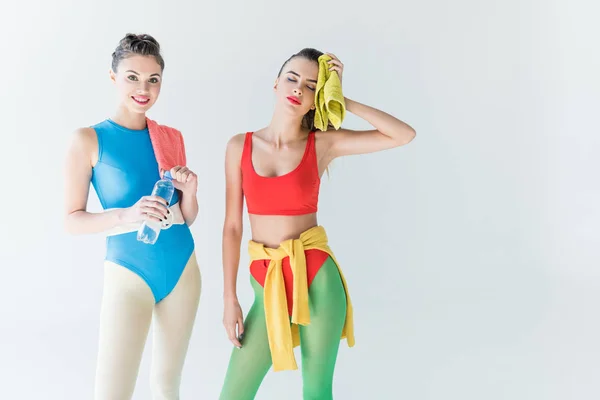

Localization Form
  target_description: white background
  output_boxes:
[1,0,598,399]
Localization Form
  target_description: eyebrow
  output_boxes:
[125,70,161,77]
[287,70,317,84]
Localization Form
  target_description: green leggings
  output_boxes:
[219,257,347,400]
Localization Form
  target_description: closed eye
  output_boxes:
[288,77,315,91]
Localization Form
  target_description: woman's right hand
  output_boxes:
[119,195,169,224]
[223,297,245,348]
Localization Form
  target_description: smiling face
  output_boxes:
[110,55,163,114]
[274,56,319,118]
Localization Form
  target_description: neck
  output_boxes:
[266,106,306,147]
[112,106,147,130]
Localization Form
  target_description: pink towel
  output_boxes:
[146,117,187,173]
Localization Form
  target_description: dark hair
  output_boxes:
[278,48,324,131]
[111,33,165,73]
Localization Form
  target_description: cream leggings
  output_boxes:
[94,252,201,399]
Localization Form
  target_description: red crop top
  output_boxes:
[241,131,320,216]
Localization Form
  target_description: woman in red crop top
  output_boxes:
[220,48,416,399]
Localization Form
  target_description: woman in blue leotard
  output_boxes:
[63,33,201,399]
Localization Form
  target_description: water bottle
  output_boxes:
[137,171,175,244]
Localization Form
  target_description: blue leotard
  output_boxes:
[90,118,194,302]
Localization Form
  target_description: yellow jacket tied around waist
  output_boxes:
[247,225,355,371]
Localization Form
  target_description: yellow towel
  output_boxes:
[314,54,346,131]
[248,225,355,372]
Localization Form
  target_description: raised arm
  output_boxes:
[317,53,416,166]
[324,97,416,160]
[222,133,246,348]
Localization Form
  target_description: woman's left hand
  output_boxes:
[326,53,344,83]
[164,166,198,194]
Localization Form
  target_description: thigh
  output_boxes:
[150,252,202,397]
[299,257,347,400]
[95,261,155,400]
[219,277,273,400]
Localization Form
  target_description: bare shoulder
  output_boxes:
[313,128,347,157]
[68,127,98,162]
[314,129,334,142]
[315,127,355,139]
[225,133,247,163]
[71,127,97,144]
[227,133,246,151]
[228,132,246,146]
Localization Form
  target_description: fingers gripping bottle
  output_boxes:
[137,171,175,244]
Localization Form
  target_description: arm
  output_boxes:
[178,189,198,226]
[318,53,416,164]
[325,97,416,160]
[160,166,198,226]
[222,134,246,348]
[64,128,125,235]
[64,128,168,235]
[169,133,199,226]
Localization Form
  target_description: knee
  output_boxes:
[303,382,333,400]
[150,371,180,400]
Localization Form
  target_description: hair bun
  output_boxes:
[119,33,160,52]
[111,33,165,72]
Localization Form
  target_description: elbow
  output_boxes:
[184,211,199,227]
[397,126,416,146]
[185,217,196,227]
[223,221,243,240]
[64,211,84,235]
[63,215,78,235]
[408,127,417,142]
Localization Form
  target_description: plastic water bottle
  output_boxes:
[137,171,174,244]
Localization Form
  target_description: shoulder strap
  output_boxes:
[304,131,319,174]
[241,132,253,167]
